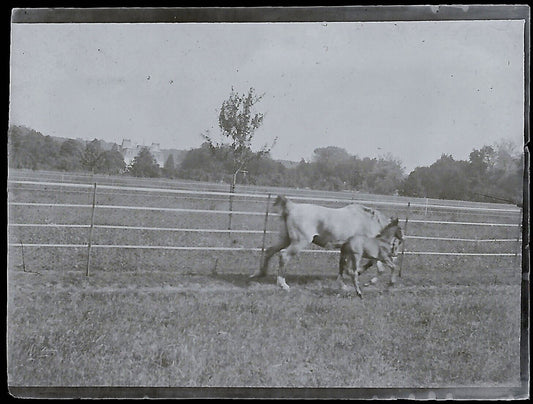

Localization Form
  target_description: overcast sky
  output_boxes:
[9,20,524,172]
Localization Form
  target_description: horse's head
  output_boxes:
[273,195,290,218]
[273,195,287,207]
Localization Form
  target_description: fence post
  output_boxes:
[399,201,410,277]
[228,182,235,231]
[515,206,523,266]
[86,182,97,277]
[260,193,271,268]
[19,240,26,272]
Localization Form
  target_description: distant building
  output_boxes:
[120,139,165,167]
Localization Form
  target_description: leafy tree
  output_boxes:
[98,145,126,175]
[57,139,84,171]
[483,140,523,204]
[424,154,470,199]
[312,146,352,163]
[203,87,276,191]
[80,139,126,174]
[8,125,38,169]
[180,142,228,181]
[8,125,61,170]
[469,145,495,174]
[42,135,61,168]
[399,166,430,198]
[128,147,160,177]
[399,154,470,200]
[162,154,176,178]
[312,146,352,178]
[468,145,495,192]
[60,138,84,157]
[244,154,287,186]
[81,139,104,173]
[493,139,520,174]
[368,154,405,195]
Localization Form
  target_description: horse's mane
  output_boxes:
[364,206,389,229]
[362,206,374,214]
[361,206,385,224]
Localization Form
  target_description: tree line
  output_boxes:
[400,143,523,204]
[8,125,159,177]
[8,124,522,205]
[8,87,523,205]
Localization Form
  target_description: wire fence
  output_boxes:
[7,179,523,275]
[9,180,523,213]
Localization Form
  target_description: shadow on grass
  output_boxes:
[204,272,393,300]
[206,272,341,288]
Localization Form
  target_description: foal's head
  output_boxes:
[378,217,403,244]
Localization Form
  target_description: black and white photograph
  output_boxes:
[7,6,529,399]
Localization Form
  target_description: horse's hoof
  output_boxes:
[250,269,266,278]
[338,282,350,291]
[277,276,290,291]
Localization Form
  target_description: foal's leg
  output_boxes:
[360,259,379,287]
[384,255,398,285]
[337,249,351,291]
[358,259,374,275]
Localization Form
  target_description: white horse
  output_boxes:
[250,195,390,290]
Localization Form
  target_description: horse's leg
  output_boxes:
[350,254,363,298]
[376,261,385,274]
[277,242,305,291]
[251,238,290,278]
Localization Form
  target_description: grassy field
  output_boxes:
[6,170,524,395]
[7,270,521,389]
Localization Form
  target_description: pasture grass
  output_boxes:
[7,172,523,391]
[8,269,521,388]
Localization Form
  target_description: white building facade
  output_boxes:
[120,139,165,167]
